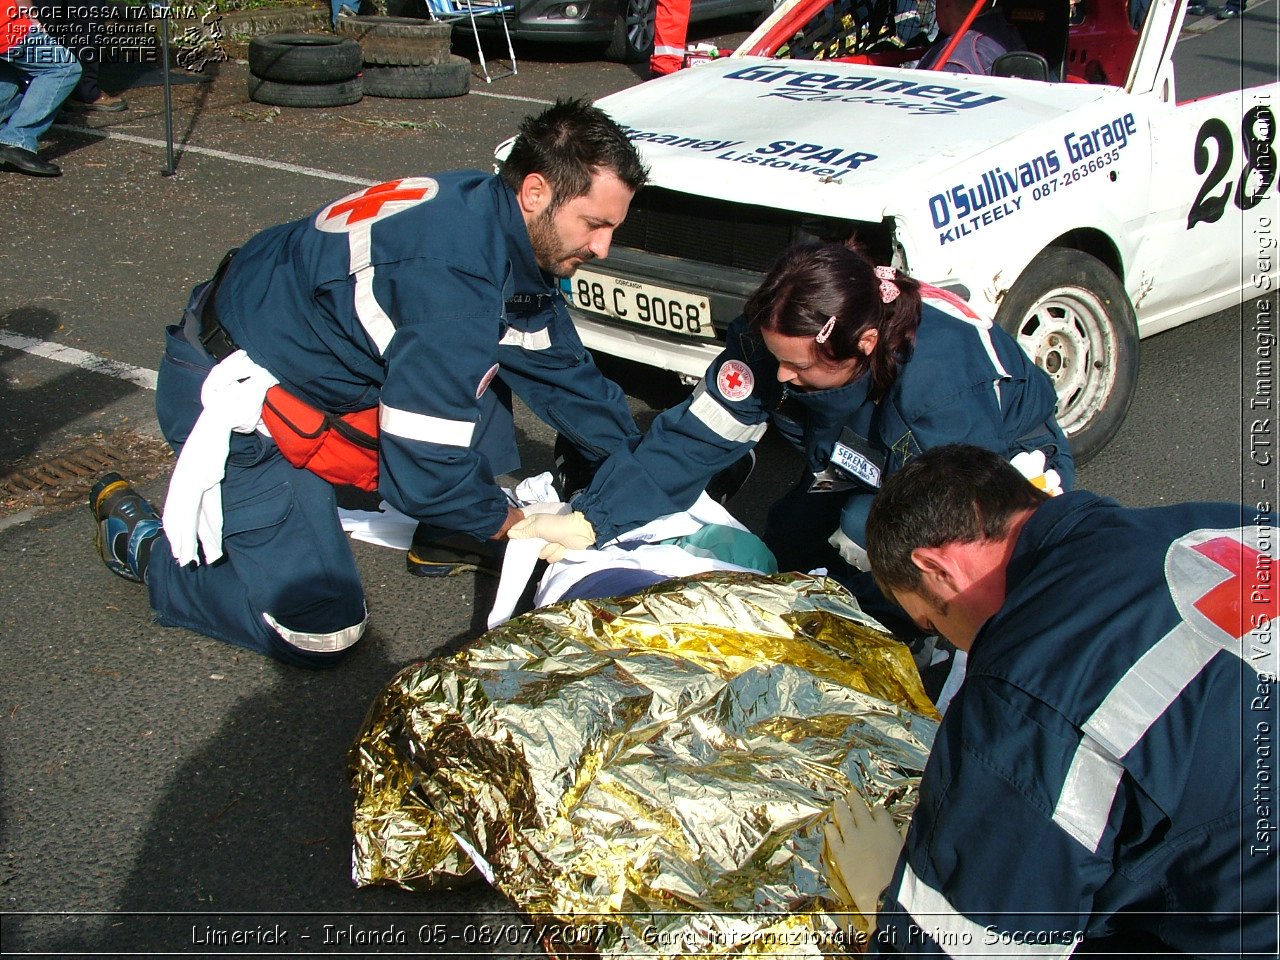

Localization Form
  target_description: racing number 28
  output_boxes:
[1187,105,1276,229]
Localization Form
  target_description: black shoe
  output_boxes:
[406,525,504,577]
[552,433,601,502]
[706,450,756,505]
[1215,3,1241,16]
[91,473,162,583]
[1185,0,1209,12]
[0,145,60,177]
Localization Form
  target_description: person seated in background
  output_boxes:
[0,4,81,177]
[916,0,1027,74]
[42,9,129,113]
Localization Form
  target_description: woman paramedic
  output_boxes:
[509,241,1073,629]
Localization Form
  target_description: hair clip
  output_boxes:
[815,316,837,344]
[874,265,900,304]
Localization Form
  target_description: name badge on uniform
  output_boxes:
[831,428,883,489]
[809,427,884,494]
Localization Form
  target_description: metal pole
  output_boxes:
[158,3,175,176]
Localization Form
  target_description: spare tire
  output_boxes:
[248,34,363,83]
[334,15,453,66]
[247,74,364,108]
[361,56,471,98]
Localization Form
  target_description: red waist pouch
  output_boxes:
[261,385,379,492]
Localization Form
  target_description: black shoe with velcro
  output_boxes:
[406,525,505,578]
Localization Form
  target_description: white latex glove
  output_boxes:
[821,789,904,923]
[506,510,596,563]
[163,351,278,566]
[1010,450,1063,497]
[828,527,870,571]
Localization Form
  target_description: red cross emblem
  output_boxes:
[1190,536,1260,639]
[316,177,438,232]
[717,359,754,401]
[1168,530,1277,662]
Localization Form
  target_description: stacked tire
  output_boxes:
[334,15,470,99]
[248,34,364,107]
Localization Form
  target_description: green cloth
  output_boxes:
[662,523,778,574]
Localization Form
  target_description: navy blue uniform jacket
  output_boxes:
[874,493,1277,956]
[212,171,639,539]
[577,290,1072,545]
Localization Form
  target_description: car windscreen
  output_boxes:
[775,0,938,60]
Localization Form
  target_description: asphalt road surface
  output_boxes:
[0,7,1276,956]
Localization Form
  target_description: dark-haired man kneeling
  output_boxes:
[850,443,1276,956]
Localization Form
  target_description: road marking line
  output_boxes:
[469,90,554,105]
[0,330,159,390]
[30,93,554,387]
[52,89,554,180]
[50,124,379,186]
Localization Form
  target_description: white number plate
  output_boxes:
[570,269,715,340]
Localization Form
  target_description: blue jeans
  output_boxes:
[0,24,81,153]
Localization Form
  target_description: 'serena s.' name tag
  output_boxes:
[830,440,882,489]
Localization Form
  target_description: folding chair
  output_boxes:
[424,0,518,82]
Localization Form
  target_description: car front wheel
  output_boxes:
[605,0,657,62]
[995,247,1139,465]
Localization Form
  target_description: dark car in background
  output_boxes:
[510,0,773,61]
[394,0,774,62]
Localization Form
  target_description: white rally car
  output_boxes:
[544,0,1276,460]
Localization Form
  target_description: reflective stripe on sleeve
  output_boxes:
[500,326,552,351]
[380,402,476,447]
[689,384,768,445]
[895,863,1078,958]
[263,610,366,653]
[1051,734,1124,852]
[1052,621,1217,851]
[348,226,395,353]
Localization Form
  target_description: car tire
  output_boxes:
[603,0,656,63]
[247,74,364,107]
[361,56,471,97]
[248,34,363,83]
[995,247,1138,465]
[334,15,454,66]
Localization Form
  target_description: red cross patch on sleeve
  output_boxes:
[716,359,754,402]
[315,177,439,233]
[1166,526,1278,676]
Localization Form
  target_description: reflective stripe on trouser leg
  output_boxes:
[650,0,691,74]
[263,609,366,655]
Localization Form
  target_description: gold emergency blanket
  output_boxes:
[350,572,939,957]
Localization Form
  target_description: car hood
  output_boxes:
[597,58,1119,220]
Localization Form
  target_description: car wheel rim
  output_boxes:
[1009,285,1119,438]
[626,0,656,52]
